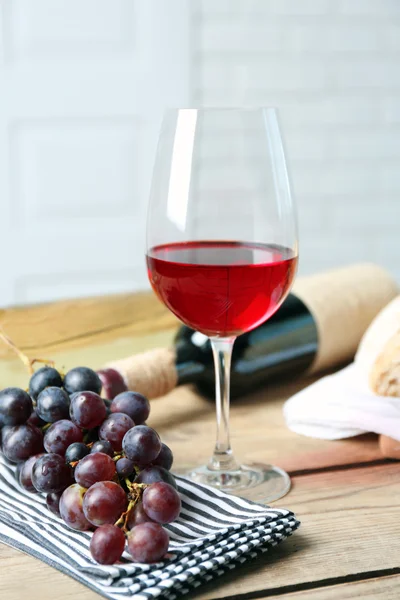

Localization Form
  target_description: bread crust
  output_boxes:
[369,331,400,397]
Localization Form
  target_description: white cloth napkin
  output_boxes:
[283,363,400,441]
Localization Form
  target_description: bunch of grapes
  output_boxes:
[0,366,180,565]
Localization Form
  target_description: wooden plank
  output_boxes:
[258,574,400,599]
[0,292,178,359]
[0,544,98,600]
[148,383,383,478]
[2,463,400,600]
[192,462,400,599]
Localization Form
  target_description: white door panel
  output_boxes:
[0,0,189,306]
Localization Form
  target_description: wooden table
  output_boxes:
[0,292,399,599]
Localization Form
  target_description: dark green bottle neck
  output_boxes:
[175,338,209,385]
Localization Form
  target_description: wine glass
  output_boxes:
[146,108,298,503]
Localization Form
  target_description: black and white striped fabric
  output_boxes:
[0,455,300,599]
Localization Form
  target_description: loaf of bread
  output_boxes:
[369,331,400,397]
[356,295,400,396]
[356,295,400,376]
[356,295,400,458]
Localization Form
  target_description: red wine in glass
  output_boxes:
[146,241,297,338]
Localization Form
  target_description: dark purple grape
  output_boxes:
[116,457,135,478]
[60,484,91,531]
[32,453,72,493]
[90,440,114,457]
[36,387,70,423]
[64,367,102,395]
[122,425,161,466]
[2,424,43,463]
[127,522,169,563]
[0,388,33,426]
[127,501,153,529]
[111,391,150,425]
[19,453,45,492]
[136,466,177,489]
[74,453,116,488]
[142,482,181,524]
[44,420,83,456]
[69,391,106,429]
[97,369,127,400]
[46,491,62,516]
[152,443,173,471]
[99,413,134,451]
[90,524,126,564]
[27,410,46,428]
[29,367,63,400]
[83,481,127,527]
[65,442,90,464]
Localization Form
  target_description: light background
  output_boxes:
[0,0,399,306]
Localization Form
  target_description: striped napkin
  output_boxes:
[0,455,300,599]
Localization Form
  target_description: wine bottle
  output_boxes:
[105,264,398,400]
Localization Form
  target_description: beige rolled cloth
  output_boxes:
[293,263,398,374]
[106,263,398,399]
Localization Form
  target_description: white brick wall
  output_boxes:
[191,0,400,281]
[0,0,190,306]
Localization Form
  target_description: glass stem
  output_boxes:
[208,337,239,472]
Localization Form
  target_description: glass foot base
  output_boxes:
[176,463,291,504]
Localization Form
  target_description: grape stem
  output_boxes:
[125,480,149,494]
[114,499,136,532]
[0,328,55,375]
[114,481,150,532]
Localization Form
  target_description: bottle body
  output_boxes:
[175,294,318,398]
